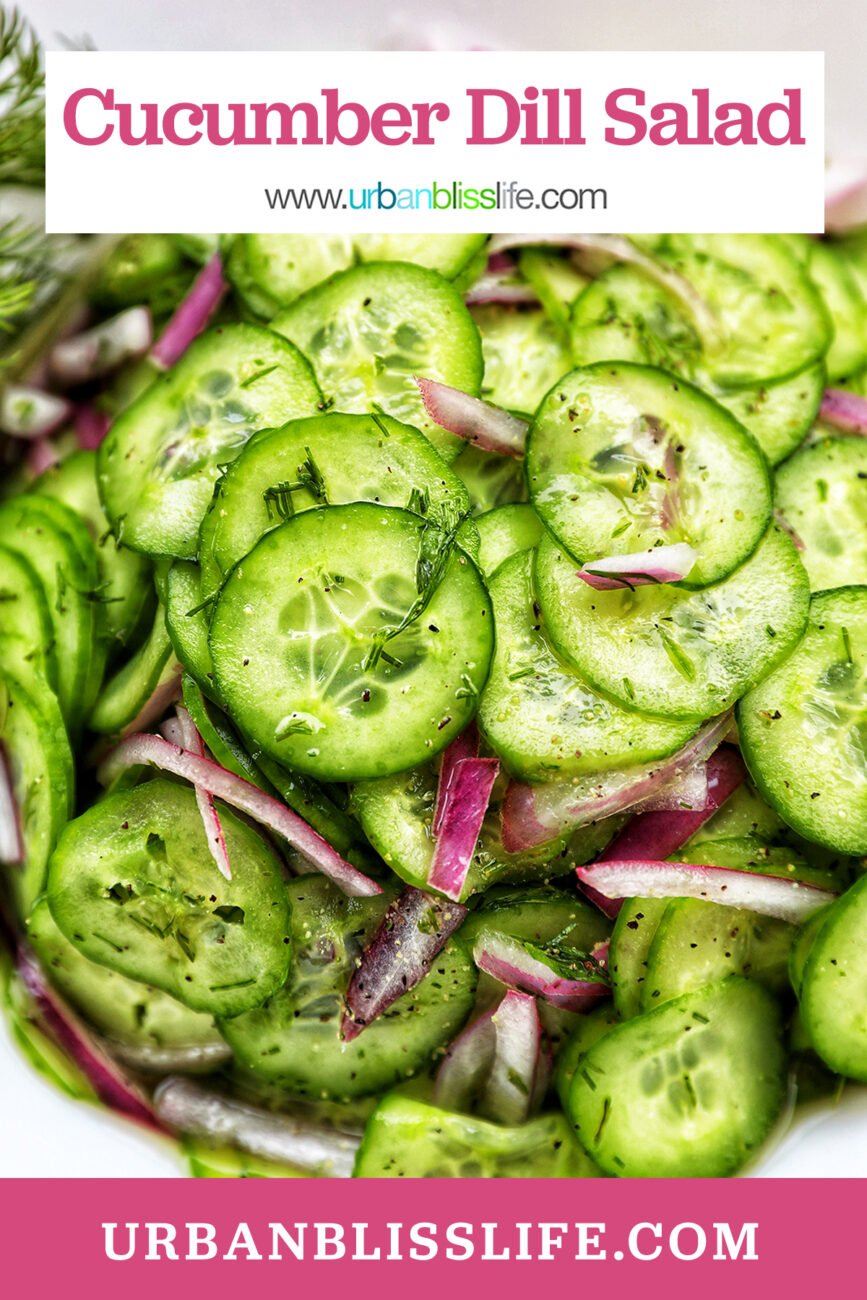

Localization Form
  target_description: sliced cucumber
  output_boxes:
[738,586,867,854]
[475,504,543,578]
[0,670,73,921]
[89,604,175,734]
[27,898,225,1068]
[453,444,528,514]
[609,897,669,1020]
[536,525,809,721]
[775,437,867,592]
[219,875,476,1101]
[566,976,786,1177]
[353,1094,597,1177]
[711,363,824,466]
[527,362,771,588]
[47,779,292,1018]
[209,503,494,782]
[517,248,589,333]
[808,241,867,382]
[0,495,103,729]
[480,551,696,779]
[554,1004,620,1107]
[800,873,867,1081]
[461,884,611,951]
[164,560,218,699]
[272,262,483,463]
[198,412,470,601]
[473,304,571,418]
[98,323,321,558]
[0,544,58,692]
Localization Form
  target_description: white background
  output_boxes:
[3,0,866,1176]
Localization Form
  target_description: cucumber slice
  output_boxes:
[808,242,867,382]
[800,873,867,1082]
[352,762,613,900]
[567,976,786,1177]
[219,875,476,1101]
[687,781,784,846]
[198,412,470,601]
[47,779,292,1018]
[479,552,696,779]
[94,234,194,317]
[228,233,486,317]
[272,262,483,463]
[32,448,154,654]
[461,884,610,951]
[98,323,321,559]
[164,560,218,699]
[788,907,829,999]
[609,898,669,1019]
[0,495,103,729]
[738,586,867,854]
[209,503,494,782]
[0,671,73,921]
[27,898,225,1066]
[642,897,792,1011]
[0,544,58,692]
[536,525,810,721]
[472,304,571,418]
[527,362,771,588]
[475,504,543,578]
[89,604,174,734]
[711,363,824,467]
[454,444,528,514]
[517,248,589,333]
[775,438,867,592]
[554,1004,620,1106]
[353,1094,597,1177]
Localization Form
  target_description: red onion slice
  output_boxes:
[433,1004,497,1111]
[428,756,500,901]
[819,388,867,435]
[630,761,708,814]
[465,271,539,306]
[119,662,183,739]
[480,990,543,1126]
[0,744,24,865]
[152,253,227,370]
[473,930,609,1012]
[414,376,528,457]
[488,233,722,349]
[577,542,697,591]
[154,1076,359,1176]
[24,437,59,476]
[97,732,380,897]
[17,948,158,1129]
[0,386,72,439]
[342,886,467,1041]
[49,307,153,386]
[577,859,837,924]
[74,403,111,451]
[175,706,231,881]
[112,1038,232,1075]
[432,721,479,837]
[501,711,733,854]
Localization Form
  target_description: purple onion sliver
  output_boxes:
[433,1005,497,1110]
[473,930,609,1013]
[576,542,697,591]
[428,756,500,901]
[152,253,227,370]
[432,721,479,837]
[50,307,152,386]
[479,990,542,1126]
[414,375,528,457]
[0,385,72,440]
[342,886,467,1041]
[819,387,867,435]
[175,706,232,881]
[74,403,111,451]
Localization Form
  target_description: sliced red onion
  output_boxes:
[49,307,153,386]
[432,721,479,837]
[479,990,543,1126]
[17,948,158,1129]
[577,859,837,924]
[577,542,697,591]
[473,930,609,1012]
[0,385,72,439]
[342,886,467,1040]
[151,253,227,370]
[501,711,733,854]
[582,745,746,918]
[433,1004,497,1111]
[465,271,539,306]
[98,732,380,897]
[819,388,867,435]
[74,403,111,451]
[112,1038,232,1075]
[154,1076,359,1176]
[428,756,500,901]
[590,939,610,967]
[24,436,59,476]
[119,662,183,739]
[175,706,232,881]
[630,761,708,813]
[824,160,867,231]
[488,233,722,348]
[0,744,24,865]
[414,376,528,457]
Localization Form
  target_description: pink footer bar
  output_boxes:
[0,1176,855,1296]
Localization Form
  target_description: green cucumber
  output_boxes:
[0,543,58,692]
[473,304,571,418]
[800,873,867,1081]
[775,437,867,592]
[475,504,543,578]
[609,898,669,1020]
[89,604,175,735]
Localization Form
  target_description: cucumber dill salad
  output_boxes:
[3,105,867,1175]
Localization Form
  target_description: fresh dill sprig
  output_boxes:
[0,10,45,188]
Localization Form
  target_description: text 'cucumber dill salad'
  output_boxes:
[3,167,867,1173]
